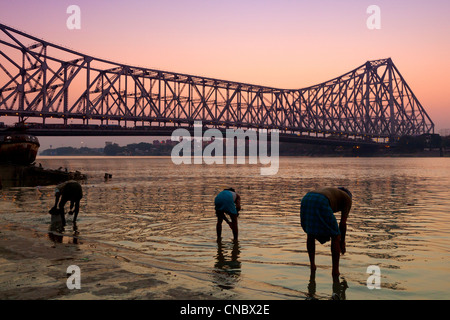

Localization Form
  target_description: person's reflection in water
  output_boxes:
[332,276,348,300]
[306,273,317,300]
[48,214,64,243]
[48,215,80,245]
[306,272,348,300]
[213,240,241,290]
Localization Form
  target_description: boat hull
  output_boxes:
[0,133,40,165]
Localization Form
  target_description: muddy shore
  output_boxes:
[0,222,239,300]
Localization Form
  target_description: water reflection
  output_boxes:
[306,272,348,300]
[332,277,348,300]
[306,273,317,300]
[350,173,424,264]
[48,214,80,245]
[213,240,241,290]
[1,157,449,299]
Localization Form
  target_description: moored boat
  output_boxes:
[0,123,87,188]
[0,125,40,165]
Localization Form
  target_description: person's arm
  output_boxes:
[235,194,241,212]
[54,192,61,209]
[73,200,80,222]
[339,201,351,254]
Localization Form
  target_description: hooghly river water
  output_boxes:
[1,156,449,299]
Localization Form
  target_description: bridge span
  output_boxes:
[0,23,434,147]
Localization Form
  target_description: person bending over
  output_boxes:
[300,187,352,279]
[51,180,83,226]
[215,188,241,241]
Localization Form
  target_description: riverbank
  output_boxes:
[39,143,448,157]
[0,163,86,188]
[0,222,233,300]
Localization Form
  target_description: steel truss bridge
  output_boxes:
[0,23,434,146]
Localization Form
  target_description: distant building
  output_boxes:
[165,139,177,146]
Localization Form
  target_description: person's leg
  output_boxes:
[229,214,238,241]
[331,235,341,278]
[306,234,316,273]
[58,198,68,226]
[216,211,224,240]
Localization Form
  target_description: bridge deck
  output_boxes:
[0,23,434,144]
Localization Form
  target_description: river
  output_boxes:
[1,156,449,299]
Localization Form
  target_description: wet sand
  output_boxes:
[0,223,237,300]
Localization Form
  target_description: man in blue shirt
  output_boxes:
[215,188,241,241]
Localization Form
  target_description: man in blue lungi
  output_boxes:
[215,188,241,241]
[300,187,352,279]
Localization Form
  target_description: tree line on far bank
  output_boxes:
[40,141,175,156]
[39,134,450,157]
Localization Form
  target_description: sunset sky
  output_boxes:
[1,0,449,149]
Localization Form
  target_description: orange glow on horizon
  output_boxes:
[0,0,449,131]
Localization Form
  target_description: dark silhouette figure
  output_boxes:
[50,180,83,226]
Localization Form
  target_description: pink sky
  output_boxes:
[1,0,449,147]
